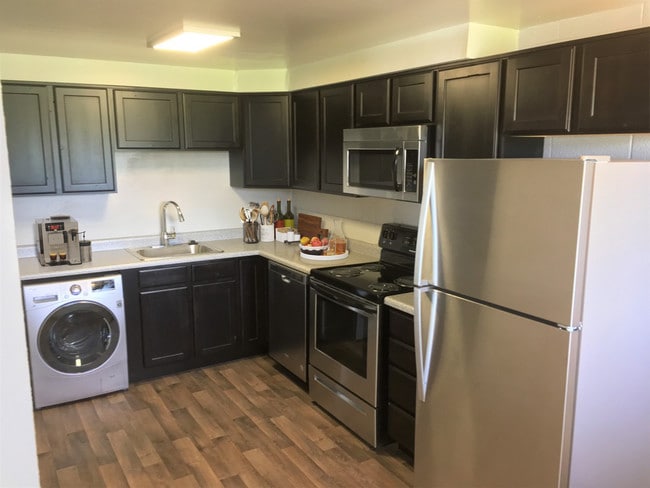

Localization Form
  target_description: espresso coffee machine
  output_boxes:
[36,216,82,265]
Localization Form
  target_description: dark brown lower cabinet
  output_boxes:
[193,260,241,364]
[140,285,193,368]
[386,307,416,456]
[124,257,266,382]
[239,256,268,356]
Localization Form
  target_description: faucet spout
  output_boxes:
[160,201,185,246]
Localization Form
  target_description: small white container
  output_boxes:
[260,224,275,242]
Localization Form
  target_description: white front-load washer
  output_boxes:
[23,273,128,409]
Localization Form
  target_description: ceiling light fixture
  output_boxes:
[148,21,240,53]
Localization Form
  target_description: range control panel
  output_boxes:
[378,223,418,254]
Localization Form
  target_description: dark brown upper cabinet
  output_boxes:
[182,93,240,149]
[3,83,115,194]
[354,78,390,127]
[2,84,58,194]
[502,46,575,134]
[435,62,500,158]
[575,30,650,133]
[55,86,115,192]
[320,84,353,194]
[390,71,434,124]
[354,72,433,127]
[230,94,290,188]
[114,90,181,149]
[291,89,320,191]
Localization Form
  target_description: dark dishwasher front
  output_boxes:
[268,261,308,382]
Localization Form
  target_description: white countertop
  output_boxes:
[19,237,414,313]
[19,238,381,281]
[385,292,414,315]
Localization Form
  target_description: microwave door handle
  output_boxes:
[393,148,402,192]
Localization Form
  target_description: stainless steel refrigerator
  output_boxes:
[413,158,650,488]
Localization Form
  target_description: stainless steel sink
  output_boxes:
[127,243,224,260]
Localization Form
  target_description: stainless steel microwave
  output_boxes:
[343,125,433,202]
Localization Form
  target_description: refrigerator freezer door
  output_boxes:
[415,158,593,327]
[414,288,578,488]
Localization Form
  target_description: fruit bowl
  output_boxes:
[299,244,328,256]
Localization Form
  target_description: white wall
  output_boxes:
[543,134,650,160]
[519,2,650,49]
[0,61,40,488]
[12,150,291,246]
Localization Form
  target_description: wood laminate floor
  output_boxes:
[34,355,414,487]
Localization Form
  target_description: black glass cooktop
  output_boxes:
[310,223,418,303]
[311,261,414,303]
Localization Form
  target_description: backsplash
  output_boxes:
[11,134,649,251]
[11,150,291,247]
[543,133,650,159]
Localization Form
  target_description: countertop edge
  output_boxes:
[19,239,380,281]
[385,292,414,315]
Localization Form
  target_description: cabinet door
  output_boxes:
[503,46,575,134]
[391,71,434,124]
[239,257,268,356]
[320,85,353,194]
[435,62,500,158]
[386,308,416,455]
[2,84,58,194]
[114,90,181,148]
[193,281,241,363]
[291,90,320,190]
[354,78,390,127]
[575,31,650,133]
[232,94,290,187]
[268,262,308,382]
[140,286,193,368]
[54,87,115,192]
[182,93,239,148]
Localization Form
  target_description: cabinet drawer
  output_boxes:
[192,260,237,283]
[139,265,189,288]
[388,337,416,376]
[387,402,415,455]
[388,364,416,415]
[388,308,414,346]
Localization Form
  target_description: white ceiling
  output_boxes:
[0,0,643,70]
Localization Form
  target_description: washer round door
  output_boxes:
[38,301,120,373]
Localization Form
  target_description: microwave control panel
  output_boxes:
[404,150,418,192]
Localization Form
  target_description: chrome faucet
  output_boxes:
[160,201,185,246]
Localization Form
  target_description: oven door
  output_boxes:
[309,279,380,406]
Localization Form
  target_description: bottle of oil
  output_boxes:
[284,199,295,229]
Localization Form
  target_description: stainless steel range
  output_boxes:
[308,223,417,447]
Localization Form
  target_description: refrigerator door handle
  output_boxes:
[414,288,437,403]
[414,159,437,286]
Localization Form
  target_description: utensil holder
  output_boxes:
[243,222,260,243]
[260,224,274,242]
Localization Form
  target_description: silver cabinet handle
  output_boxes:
[313,373,368,415]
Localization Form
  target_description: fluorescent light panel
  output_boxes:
[149,22,240,53]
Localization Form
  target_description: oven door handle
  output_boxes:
[311,282,377,316]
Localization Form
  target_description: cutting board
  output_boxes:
[298,214,328,239]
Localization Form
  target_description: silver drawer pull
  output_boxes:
[313,373,368,415]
